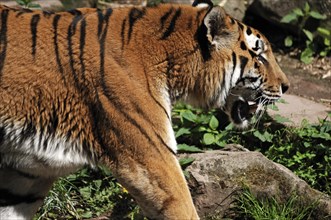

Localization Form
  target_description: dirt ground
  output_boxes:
[275,54,331,107]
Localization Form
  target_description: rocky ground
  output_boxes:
[268,54,331,126]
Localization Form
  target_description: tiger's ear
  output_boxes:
[204,6,231,49]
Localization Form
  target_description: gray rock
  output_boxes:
[217,0,247,21]
[248,0,331,33]
[267,94,331,127]
[181,150,331,219]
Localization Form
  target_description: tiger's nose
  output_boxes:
[281,83,289,94]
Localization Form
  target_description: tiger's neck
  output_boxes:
[102,4,213,107]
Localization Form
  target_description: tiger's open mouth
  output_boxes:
[230,98,257,125]
[224,88,267,128]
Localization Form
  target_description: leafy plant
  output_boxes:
[172,103,235,150]
[281,2,330,63]
[35,166,140,220]
[15,0,41,9]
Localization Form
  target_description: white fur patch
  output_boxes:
[195,3,209,8]
[166,121,177,153]
[0,202,43,220]
[244,32,261,52]
[161,88,177,153]
[218,64,233,107]
[0,121,90,177]
[231,62,241,87]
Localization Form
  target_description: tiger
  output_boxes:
[0,1,289,219]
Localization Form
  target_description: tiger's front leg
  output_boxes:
[103,144,199,219]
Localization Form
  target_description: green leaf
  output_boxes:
[28,3,41,8]
[277,98,288,104]
[253,130,266,142]
[309,11,327,19]
[16,0,26,6]
[300,47,314,64]
[268,104,279,111]
[81,211,93,218]
[203,133,215,145]
[293,8,304,16]
[284,35,293,47]
[317,27,330,37]
[79,187,91,199]
[320,50,328,56]
[177,144,204,153]
[93,179,102,190]
[303,142,311,148]
[181,110,197,122]
[324,38,330,46]
[263,131,274,142]
[304,2,310,13]
[274,114,292,124]
[175,127,191,138]
[179,157,195,168]
[303,29,313,41]
[209,115,219,130]
[280,13,298,23]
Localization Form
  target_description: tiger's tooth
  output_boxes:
[248,101,256,106]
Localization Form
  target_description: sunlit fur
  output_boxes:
[0,4,289,219]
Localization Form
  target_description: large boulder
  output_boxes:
[217,0,247,21]
[247,0,331,33]
[182,148,331,219]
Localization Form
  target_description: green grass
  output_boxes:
[235,188,318,220]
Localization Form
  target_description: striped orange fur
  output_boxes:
[0,3,289,219]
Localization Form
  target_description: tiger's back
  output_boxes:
[0,3,289,219]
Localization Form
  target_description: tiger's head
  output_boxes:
[193,5,290,128]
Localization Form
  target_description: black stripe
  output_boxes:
[49,107,59,133]
[98,8,113,83]
[195,20,211,61]
[160,8,174,30]
[68,9,82,16]
[161,8,181,40]
[143,68,170,120]
[79,18,86,80]
[240,41,247,50]
[52,14,66,83]
[232,52,236,74]
[30,14,40,57]
[0,9,8,77]
[252,40,260,51]
[120,18,126,50]
[127,8,145,44]
[67,13,84,85]
[239,55,248,79]
[244,76,260,83]
[248,49,256,59]
[0,127,4,146]
[0,189,44,206]
[237,22,244,30]
[246,27,252,35]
